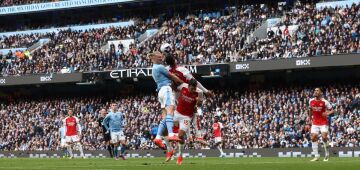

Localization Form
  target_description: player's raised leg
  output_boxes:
[149,52,183,143]
[193,112,208,145]
[163,88,178,141]
[154,110,167,149]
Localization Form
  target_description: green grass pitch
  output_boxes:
[0,157,359,170]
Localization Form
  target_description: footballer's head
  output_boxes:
[68,108,73,117]
[164,54,176,67]
[314,87,323,98]
[111,102,117,111]
[188,78,197,93]
[214,115,219,122]
[148,51,163,64]
[100,108,107,117]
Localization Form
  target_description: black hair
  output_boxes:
[189,78,197,87]
[316,87,323,93]
[164,54,176,67]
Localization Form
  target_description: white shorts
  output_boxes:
[215,137,222,143]
[60,138,67,147]
[158,86,175,108]
[311,125,329,134]
[195,108,203,116]
[65,135,80,143]
[111,131,125,143]
[173,111,192,133]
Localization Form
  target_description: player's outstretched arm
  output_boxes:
[168,72,184,85]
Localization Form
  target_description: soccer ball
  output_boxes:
[160,43,171,53]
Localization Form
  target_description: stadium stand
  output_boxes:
[0,83,358,151]
[0,0,359,155]
[0,2,358,76]
[241,2,359,60]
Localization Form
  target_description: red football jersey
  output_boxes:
[309,98,332,125]
[168,66,193,84]
[176,84,203,117]
[173,125,179,134]
[213,122,223,137]
[63,116,79,136]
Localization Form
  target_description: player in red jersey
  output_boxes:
[309,88,334,162]
[164,53,213,145]
[63,108,85,159]
[173,79,204,165]
[213,115,225,157]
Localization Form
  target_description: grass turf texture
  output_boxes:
[0,157,359,170]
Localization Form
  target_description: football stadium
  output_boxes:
[0,0,359,169]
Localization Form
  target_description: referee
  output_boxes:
[98,108,114,158]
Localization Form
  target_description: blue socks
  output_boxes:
[114,145,118,157]
[165,115,174,134]
[120,145,125,155]
[156,119,166,138]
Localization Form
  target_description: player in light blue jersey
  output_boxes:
[148,51,184,148]
[103,102,127,160]
[59,125,69,158]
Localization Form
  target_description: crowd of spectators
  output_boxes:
[0,0,63,7]
[0,33,50,49]
[238,3,359,61]
[136,4,278,65]
[0,5,273,75]
[0,19,159,75]
[0,2,359,76]
[0,83,359,151]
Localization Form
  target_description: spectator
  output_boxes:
[0,83,358,151]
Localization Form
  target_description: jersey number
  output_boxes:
[183,120,189,126]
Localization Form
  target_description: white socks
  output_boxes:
[163,137,173,152]
[77,143,84,157]
[323,141,329,156]
[312,142,319,158]
[217,145,224,155]
[178,143,184,156]
[67,145,73,157]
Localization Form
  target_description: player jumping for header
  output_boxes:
[162,44,214,145]
[148,51,184,148]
